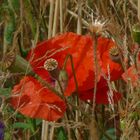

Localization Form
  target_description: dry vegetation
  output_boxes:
[0,0,140,140]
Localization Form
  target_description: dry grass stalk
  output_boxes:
[76,0,82,34]
[48,0,55,39]
[138,0,140,21]
[52,0,59,37]
[89,118,99,140]
[41,1,55,140]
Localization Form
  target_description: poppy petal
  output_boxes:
[11,76,66,121]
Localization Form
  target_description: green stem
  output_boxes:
[9,55,32,74]
[92,34,98,116]
[31,119,40,140]
[63,54,78,92]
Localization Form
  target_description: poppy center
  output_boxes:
[109,46,119,56]
[44,58,58,71]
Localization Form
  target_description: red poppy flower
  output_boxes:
[27,32,96,95]
[11,32,123,121]
[27,32,123,104]
[27,32,123,99]
[122,65,140,87]
[11,76,66,121]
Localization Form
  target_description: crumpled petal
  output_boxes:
[11,76,66,121]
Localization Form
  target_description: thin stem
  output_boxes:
[56,79,66,100]
[63,54,80,139]
[92,34,98,116]
[63,54,78,91]
[55,72,72,140]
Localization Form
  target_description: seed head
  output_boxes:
[109,46,120,63]
[88,19,106,35]
[109,46,119,56]
[44,58,58,71]
[44,58,59,79]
